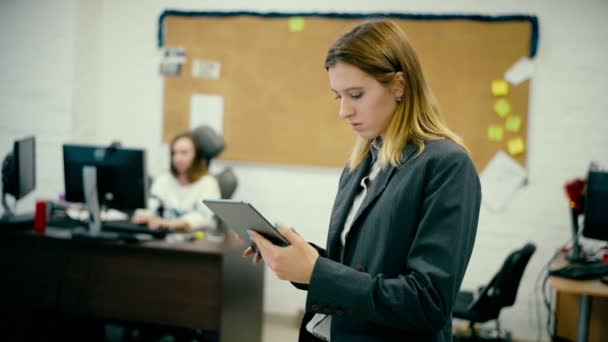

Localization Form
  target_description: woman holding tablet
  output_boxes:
[243,20,481,342]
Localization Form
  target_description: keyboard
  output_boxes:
[101,220,171,238]
[550,262,608,280]
[0,213,35,229]
[48,218,170,239]
[48,217,84,229]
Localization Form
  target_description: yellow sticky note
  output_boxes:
[491,79,509,96]
[288,17,305,32]
[507,137,525,156]
[488,125,504,142]
[494,98,512,118]
[505,115,522,133]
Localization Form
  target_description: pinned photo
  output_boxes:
[160,46,186,76]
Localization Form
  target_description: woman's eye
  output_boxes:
[350,93,362,99]
[334,95,341,100]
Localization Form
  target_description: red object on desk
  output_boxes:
[34,201,47,233]
[564,178,586,213]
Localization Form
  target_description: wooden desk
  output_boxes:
[550,256,608,342]
[0,226,264,342]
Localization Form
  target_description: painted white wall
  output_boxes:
[0,0,75,213]
[3,0,608,340]
[72,0,102,144]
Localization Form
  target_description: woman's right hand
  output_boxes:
[235,233,263,264]
[242,245,263,264]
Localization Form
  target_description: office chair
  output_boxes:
[192,125,238,199]
[453,242,537,341]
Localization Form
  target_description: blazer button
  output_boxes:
[356,265,366,272]
[336,309,345,316]
[311,304,320,311]
[323,307,332,314]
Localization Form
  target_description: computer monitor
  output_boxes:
[582,170,608,241]
[63,143,148,214]
[1,136,36,218]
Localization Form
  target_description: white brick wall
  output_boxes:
[72,0,102,144]
[2,0,607,340]
[0,0,75,213]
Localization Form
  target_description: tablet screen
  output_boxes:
[203,199,289,247]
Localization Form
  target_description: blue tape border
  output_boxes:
[158,11,539,57]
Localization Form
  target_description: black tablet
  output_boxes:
[203,199,289,247]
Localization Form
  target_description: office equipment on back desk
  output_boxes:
[549,255,608,342]
[582,168,608,241]
[63,143,148,211]
[46,217,171,239]
[550,167,608,341]
[1,136,36,228]
[101,220,170,238]
[63,143,148,239]
[550,262,608,280]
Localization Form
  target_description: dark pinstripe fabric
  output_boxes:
[296,139,481,342]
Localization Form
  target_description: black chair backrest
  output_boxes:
[192,125,225,162]
[191,125,238,199]
[471,242,536,316]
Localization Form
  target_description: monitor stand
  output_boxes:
[70,166,118,240]
[566,208,587,263]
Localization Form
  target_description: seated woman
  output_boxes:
[132,131,221,231]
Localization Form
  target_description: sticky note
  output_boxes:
[488,125,504,142]
[491,79,509,96]
[505,56,535,85]
[494,98,512,118]
[507,137,525,156]
[288,17,305,32]
[505,115,522,133]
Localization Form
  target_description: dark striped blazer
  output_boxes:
[295,139,481,342]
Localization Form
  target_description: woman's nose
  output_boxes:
[338,98,354,119]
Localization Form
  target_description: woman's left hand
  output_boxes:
[248,226,319,284]
[148,218,188,231]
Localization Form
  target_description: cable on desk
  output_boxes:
[533,238,570,342]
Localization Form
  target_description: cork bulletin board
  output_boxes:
[159,12,538,170]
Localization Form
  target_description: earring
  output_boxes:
[396,96,403,103]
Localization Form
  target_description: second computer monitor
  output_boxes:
[582,170,608,242]
[3,136,36,201]
[63,144,148,213]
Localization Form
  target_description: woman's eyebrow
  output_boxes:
[330,87,364,93]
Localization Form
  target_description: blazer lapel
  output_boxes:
[349,166,395,231]
[326,155,372,259]
[346,143,419,244]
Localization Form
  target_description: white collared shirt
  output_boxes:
[307,139,383,341]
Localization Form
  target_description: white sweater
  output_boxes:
[146,173,221,230]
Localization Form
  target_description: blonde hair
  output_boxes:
[325,20,468,170]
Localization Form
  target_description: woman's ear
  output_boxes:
[393,71,406,98]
